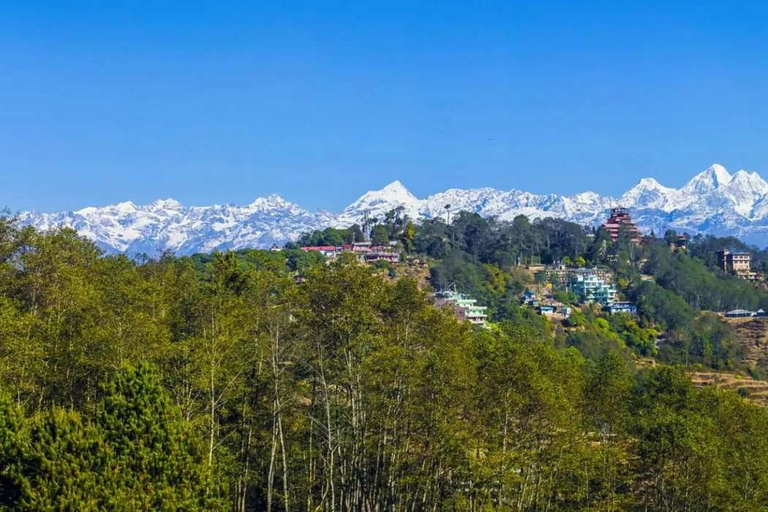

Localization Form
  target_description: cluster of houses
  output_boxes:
[536,267,624,306]
[432,274,638,330]
[537,265,613,288]
[521,287,636,317]
[300,241,400,265]
[521,290,572,318]
[525,263,638,319]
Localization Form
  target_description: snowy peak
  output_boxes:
[334,181,422,227]
[380,180,413,195]
[373,180,420,206]
[248,194,295,211]
[352,180,418,204]
[634,177,673,193]
[681,164,732,194]
[704,163,733,186]
[150,198,183,210]
[723,170,768,216]
[620,177,674,209]
[728,170,768,194]
[638,177,663,188]
[75,201,138,217]
[568,191,604,204]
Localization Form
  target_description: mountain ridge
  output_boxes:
[18,164,768,254]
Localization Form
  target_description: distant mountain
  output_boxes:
[335,180,421,228]
[21,195,335,255]
[18,164,768,254]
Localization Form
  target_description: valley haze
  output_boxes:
[19,164,768,255]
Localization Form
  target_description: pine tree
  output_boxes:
[0,395,23,508]
[96,363,223,510]
[0,366,222,511]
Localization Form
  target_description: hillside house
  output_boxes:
[300,246,341,258]
[570,270,617,306]
[606,302,637,315]
[538,305,556,316]
[302,243,400,265]
[521,289,538,307]
[718,249,751,273]
[725,309,757,318]
[365,247,400,264]
[435,290,488,327]
[717,249,759,280]
[534,302,571,319]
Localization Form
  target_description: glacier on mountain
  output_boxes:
[17,164,768,255]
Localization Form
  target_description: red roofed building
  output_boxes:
[602,207,641,243]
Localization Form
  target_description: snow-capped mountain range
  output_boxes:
[21,195,335,255]
[18,164,768,254]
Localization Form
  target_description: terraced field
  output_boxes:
[727,316,768,368]
[690,371,768,406]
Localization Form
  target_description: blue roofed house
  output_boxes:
[538,304,556,316]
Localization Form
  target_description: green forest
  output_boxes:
[3,212,768,511]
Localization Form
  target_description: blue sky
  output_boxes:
[2,1,768,212]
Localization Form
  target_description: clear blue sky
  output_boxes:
[2,1,768,212]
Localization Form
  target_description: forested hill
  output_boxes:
[3,213,768,510]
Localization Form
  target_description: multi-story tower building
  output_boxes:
[602,207,641,243]
[717,249,751,272]
[717,249,757,280]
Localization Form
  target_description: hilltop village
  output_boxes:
[176,201,768,402]
[296,207,767,330]
[284,205,768,408]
